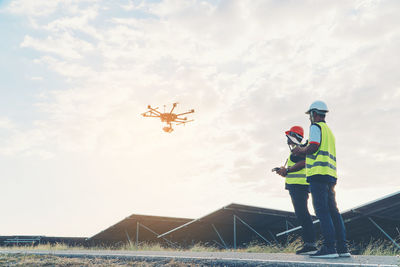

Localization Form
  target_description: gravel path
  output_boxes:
[1,249,399,266]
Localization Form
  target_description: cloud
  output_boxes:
[10,0,400,183]
[44,8,101,38]
[37,56,96,77]
[1,0,400,235]
[0,117,16,130]
[5,0,63,16]
[5,0,99,17]
[21,33,95,59]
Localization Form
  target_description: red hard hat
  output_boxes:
[285,126,304,138]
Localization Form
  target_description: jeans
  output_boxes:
[288,186,315,244]
[310,182,347,248]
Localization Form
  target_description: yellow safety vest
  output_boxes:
[306,122,337,179]
[286,154,308,185]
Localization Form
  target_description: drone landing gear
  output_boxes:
[163,126,174,133]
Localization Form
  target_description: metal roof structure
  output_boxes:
[89,192,400,249]
[341,191,400,248]
[88,214,192,247]
[277,191,400,249]
[157,203,310,249]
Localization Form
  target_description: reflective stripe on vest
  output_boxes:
[285,154,308,185]
[306,122,337,178]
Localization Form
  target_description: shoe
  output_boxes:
[337,245,351,257]
[309,246,339,258]
[296,244,318,255]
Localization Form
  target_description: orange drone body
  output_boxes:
[142,103,194,133]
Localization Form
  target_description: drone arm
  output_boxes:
[142,114,160,118]
[170,103,177,114]
[176,109,195,116]
[175,117,189,122]
[176,119,194,125]
[142,110,161,117]
[175,117,187,121]
[148,107,161,115]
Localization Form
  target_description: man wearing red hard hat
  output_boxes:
[273,126,317,255]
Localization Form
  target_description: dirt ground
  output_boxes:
[1,250,399,267]
[0,253,201,267]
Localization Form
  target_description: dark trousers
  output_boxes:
[310,182,347,248]
[288,186,315,244]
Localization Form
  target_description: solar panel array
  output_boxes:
[89,191,400,249]
[88,214,192,247]
[341,191,400,245]
[158,203,305,248]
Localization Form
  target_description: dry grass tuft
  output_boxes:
[0,254,202,266]
[359,239,400,256]
[1,237,399,256]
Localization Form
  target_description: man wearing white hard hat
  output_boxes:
[292,101,350,259]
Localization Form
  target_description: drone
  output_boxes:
[141,102,195,133]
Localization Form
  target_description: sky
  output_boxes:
[0,0,399,237]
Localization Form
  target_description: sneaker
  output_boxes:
[310,246,339,258]
[337,245,351,257]
[296,244,318,255]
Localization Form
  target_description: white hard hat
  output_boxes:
[306,100,329,114]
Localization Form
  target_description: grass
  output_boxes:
[0,238,398,255]
[358,239,400,256]
[237,240,301,254]
[0,254,195,267]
